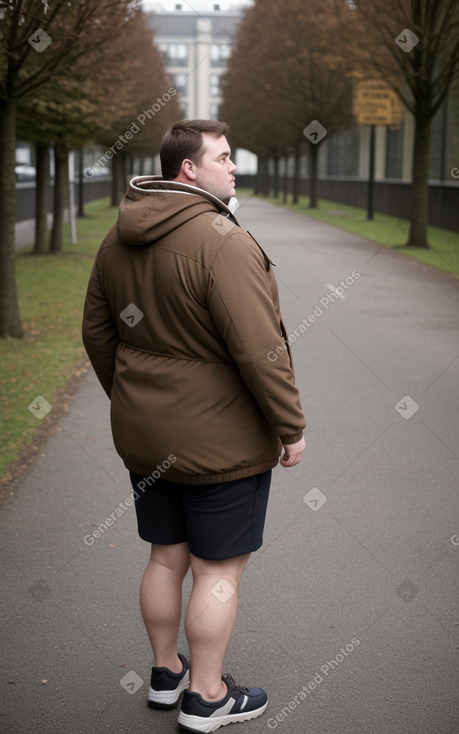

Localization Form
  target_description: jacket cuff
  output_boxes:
[280,431,304,444]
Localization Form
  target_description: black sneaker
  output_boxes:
[148,653,190,709]
[178,673,268,732]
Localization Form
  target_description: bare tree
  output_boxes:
[220,0,356,207]
[346,0,459,247]
[16,4,180,253]
[0,0,141,337]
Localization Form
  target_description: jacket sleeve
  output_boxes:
[82,252,120,399]
[207,229,305,443]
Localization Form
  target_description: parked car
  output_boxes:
[15,165,36,182]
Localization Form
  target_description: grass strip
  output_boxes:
[0,197,117,485]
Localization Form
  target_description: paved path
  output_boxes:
[2,195,459,734]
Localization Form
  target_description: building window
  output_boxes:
[210,74,220,98]
[385,124,403,179]
[209,103,220,119]
[326,129,360,176]
[158,43,188,67]
[174,73,187,96]
[211,42,231,66]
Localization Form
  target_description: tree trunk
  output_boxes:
[261,157,270,197]
[0,98,24,338]
[121,153,129,195]
[111,157,118,207]
[273,154,280,198]
[309,143,319,208]
[34,143,50,254]
[77,149,85,218]
[292,148,301,204]
[283,154,289,204]
[49,145,69,253]
[255,155,268,195]
[255,155,262,194]
[124,154,132,182]
[111,154,126,206]
[407,110,431,247]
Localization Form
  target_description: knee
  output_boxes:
[150,542,191,576]
[190,552,250,585]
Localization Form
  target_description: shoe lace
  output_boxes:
[222,673,249,696]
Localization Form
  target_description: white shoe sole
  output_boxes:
[178,700,268,732]
[148,670,190,709]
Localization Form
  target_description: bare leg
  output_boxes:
[140,542,190,673]
[185,552,251,700]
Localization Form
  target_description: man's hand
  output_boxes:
[280,436,306,467]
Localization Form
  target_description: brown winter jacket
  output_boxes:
[82,176,305,484]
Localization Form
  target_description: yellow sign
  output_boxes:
[353,80,402,126]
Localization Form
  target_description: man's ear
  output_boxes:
[180,158,196,182]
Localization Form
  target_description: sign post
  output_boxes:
[353,80,402,220]
[368,124,375,220]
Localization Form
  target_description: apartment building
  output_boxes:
[146,1,250,120]
[146,1,256,171]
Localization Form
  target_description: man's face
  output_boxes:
[192,133,237,204]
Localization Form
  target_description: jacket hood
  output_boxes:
[117,175,239,246]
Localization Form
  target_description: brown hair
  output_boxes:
[160,119,230,180]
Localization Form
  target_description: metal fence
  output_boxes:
[235,175,459,233]
[15,178,112,222]
[16,176,459,233]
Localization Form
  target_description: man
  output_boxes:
[82,119,306,732]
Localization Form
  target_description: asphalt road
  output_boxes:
[2,194,459,734]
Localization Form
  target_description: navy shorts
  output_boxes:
[129,470,272,561]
